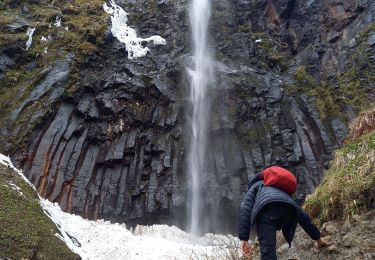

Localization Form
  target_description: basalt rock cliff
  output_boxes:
[0,0,374,233]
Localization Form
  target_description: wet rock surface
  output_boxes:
[0,0,374,234]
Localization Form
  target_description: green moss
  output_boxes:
[0,0,108,68]
[283,84,297,93]
[285,23,374,121]
[336,22,374,112]
[27,0,107,64]
[0,65,45,127]
[254,32,272,51]
[0,11,20,31]
[252,32,287,70]
[0,32,28,48]
[311,80,340,121]
[0,1,109,152]
[304,131,375,225]
[293,66,316,89]
[238,24,252,33]
[294,67,338,119]
[356,22,375,44]
[0,164,80,259]
[286,66,342,120]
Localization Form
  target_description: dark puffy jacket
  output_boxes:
[238,180,320,245]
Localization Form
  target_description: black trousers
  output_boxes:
[255,202,297,260]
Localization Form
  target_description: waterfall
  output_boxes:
[187,0,213,235]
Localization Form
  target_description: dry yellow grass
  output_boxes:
[346,106,375,141]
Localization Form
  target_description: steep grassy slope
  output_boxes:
[0,162,80,259]
[305,107,375,224]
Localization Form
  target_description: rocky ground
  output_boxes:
[273,210,375,260]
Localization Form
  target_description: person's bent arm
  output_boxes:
[238,183,259,240]
[298,208,320,240]
[238,183,260,260]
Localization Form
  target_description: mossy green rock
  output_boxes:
[0,164,80,260]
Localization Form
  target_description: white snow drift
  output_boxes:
[103,0,166,59]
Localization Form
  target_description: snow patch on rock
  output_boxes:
[103,0,166,59]
[54,16,61,27]
[26,27,36,50]
[8,181,24,197]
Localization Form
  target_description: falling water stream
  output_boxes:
[188,0,213,235]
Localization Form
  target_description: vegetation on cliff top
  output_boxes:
[0,0,108,152]
[304,107,375,225]
[0,0,107,90]
[0,0,107,58]
[0,163,80,259]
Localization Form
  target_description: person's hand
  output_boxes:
[316,237,330,249]
[240,240,252,259]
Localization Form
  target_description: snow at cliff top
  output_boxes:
[0,154,239,260]
[103,0,166,59]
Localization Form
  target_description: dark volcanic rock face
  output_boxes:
[18,0,191,228]
[1,0,374,234]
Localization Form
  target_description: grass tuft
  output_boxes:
[346,106,375,141]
